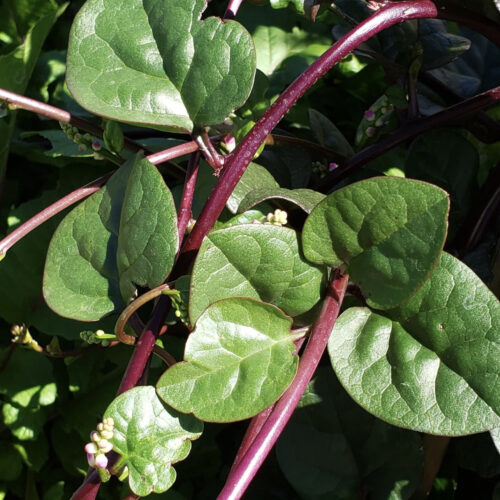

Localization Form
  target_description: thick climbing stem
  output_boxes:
[180,0,438,260]
[218,271,349,500]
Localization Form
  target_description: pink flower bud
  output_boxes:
[95,453,108,469]
[364,110,375,121]
[86,453,96,468]
[85,442,98,454]
[329,162,339,171]
[366,127,376,137]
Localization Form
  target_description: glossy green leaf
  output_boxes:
[329,253,500,435]
[66,0,256,131]
[104,386,203,497]
[303,177,449,309]
[227,162,278,214]
[189,225,324,325]
[238,187,325,214]
[277,368,423,500]
[157,298,299,422]
[44,154,178,321]
[116,155,178,301]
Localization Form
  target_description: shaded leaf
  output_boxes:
[66,0,255,131]
[302,177,449,309]
[329,253,500,435]
[406,130,478,233]
[104,386,202,497]
[277,367,423,500]
[308,109,354,159]
[189,225,324,325]
[158,298,299,422]
[0,166,118,339]
[0,350,56,408]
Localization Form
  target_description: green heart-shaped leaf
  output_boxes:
[66,0,256,131]
[104,386,203,497]
[189,225,324,325]
[43,154,178,321]
[302,177,449,309]
[157,298,299,422]
[328,253,500,435]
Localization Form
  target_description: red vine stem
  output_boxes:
[226,336,306,478]
[224,0,245,19]
[146,141,199,164]
[435,4,500,48]
[180,0,439,260]
[177,152,201,242]
[318,85,500,192]
[218,271,349,500]
[0,173,111,258]
[0,88,146,154]
[0,140,203,257]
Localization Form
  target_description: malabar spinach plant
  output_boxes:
[0,0,499,499]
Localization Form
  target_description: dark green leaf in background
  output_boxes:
[104,386,203,497]
[308,109,354,159]
[0,349,56,409]
[303,177,449,309]
[158,298,299,422]
[43,154,178,321]
[66,0,256,131]
[277,368,423,500]
[405,129,479,234]
[328,253,500,435]
[189,225,324,325]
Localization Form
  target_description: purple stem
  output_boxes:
[0,139,203,256]
[318,85,500,192]
[224,0,245,19]
[0,88,146,154]
[218,271,349,500]
[435,4,500,48]
[0,173,111,257]
[180,0,439,259]
[177,152,201,242]
[146,141,199,165]
[226,336,306,479]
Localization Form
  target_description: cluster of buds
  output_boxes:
[85,417,115,469]
[266,209,288,226]
[355,95,393,147]
[80,329,115,347]
[59,122,104,159]
[11,324,41,352]
[166,289,189,325]
[252,209,288,226]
